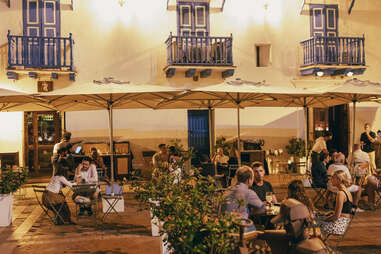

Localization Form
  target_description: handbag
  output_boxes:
[294,238,329,254]
[294,219,329,254]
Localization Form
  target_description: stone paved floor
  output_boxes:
[1,184,381,254]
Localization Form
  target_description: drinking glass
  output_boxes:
[265,192,273,214]
[265,192,273,203]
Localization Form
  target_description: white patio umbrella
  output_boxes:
[322,78,381,156]
[0,82,184,189]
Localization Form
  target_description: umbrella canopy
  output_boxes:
[151,80,343,109]
[0,83,184,112]
[323,78,381,103]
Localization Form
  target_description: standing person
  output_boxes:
[360,123,377,174]
[311,131,333,169]
[51,131,72,176]
[43,161,75,225]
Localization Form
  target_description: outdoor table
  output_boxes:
[101,194,123,221]
[252,204,281,230]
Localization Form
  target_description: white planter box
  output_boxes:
[149,199,162,237]
[102,196,124,213]
[0,194,13,226]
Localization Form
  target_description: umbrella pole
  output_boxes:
[352,99,357,159]
[108,103,115,193]
[237,105,241,166]
[208,107,215,159]
[304,105,309,174]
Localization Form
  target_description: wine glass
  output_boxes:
[265,192,273,214]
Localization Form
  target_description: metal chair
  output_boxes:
[305,169,328,208]
[32,185,66,225]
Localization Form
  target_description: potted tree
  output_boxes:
[285,138,312,174]
[134,170,239,254]
[0,168,28,226]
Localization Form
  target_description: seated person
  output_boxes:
[365,169,381,210]
[311,152,329,188]
[90,147,105,169]
[223,166,265,232]
[316,170,353,236]
[261,180,317,254]
[211,147,229,165]
[43,162,75,225]
[250,161,278,229]
[349,144,370,184]
[74,157,98,216]
[250,161,277,203]
[327,153,362,211]
[211,148,230,187]
[152,144,169,177]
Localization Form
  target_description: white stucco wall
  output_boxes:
[1,0,381,167]
[0,112,23,166]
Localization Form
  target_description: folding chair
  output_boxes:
[324,207,357,253]
[227,164,239,186]
[101,183,124,221]
[304,169,328,208]
[32,185,66,225]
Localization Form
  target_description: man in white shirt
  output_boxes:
[311,131,333,169]
[74,157,98,216]
[348,144,370,183]
[327,153,363,211]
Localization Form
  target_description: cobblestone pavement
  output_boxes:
[0,185,380,254]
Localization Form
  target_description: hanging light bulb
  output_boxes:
[118,0,126,7]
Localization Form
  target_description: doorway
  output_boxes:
[313,105,349,156]
[24,111,61,174]
[188,110,210,159]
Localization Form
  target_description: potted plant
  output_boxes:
[285,138,312,173]
[0,168,28,226]
[134,170,239,254]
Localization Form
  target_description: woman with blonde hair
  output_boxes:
[317,170,353,236]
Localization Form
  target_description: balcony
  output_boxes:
[299,35,366,77]
[6,30,75,80]
[164,33,235,79]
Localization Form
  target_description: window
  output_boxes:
[255,44,271,67]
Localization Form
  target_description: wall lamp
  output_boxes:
[316,70,324,77]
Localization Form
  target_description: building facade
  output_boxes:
[1,0,381,174]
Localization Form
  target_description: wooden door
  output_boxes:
[310,4,338,63]
[177,2,209,36]
[23,0,61,67]
[24,111,61,173]
[188,110,210,157]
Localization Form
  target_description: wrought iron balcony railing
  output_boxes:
[166,33,233,66]
[300,35,365,66]
[7,30,73,70]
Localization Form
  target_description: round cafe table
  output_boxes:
[251,204,280,230]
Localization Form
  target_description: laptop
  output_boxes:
[74,145,82,154]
